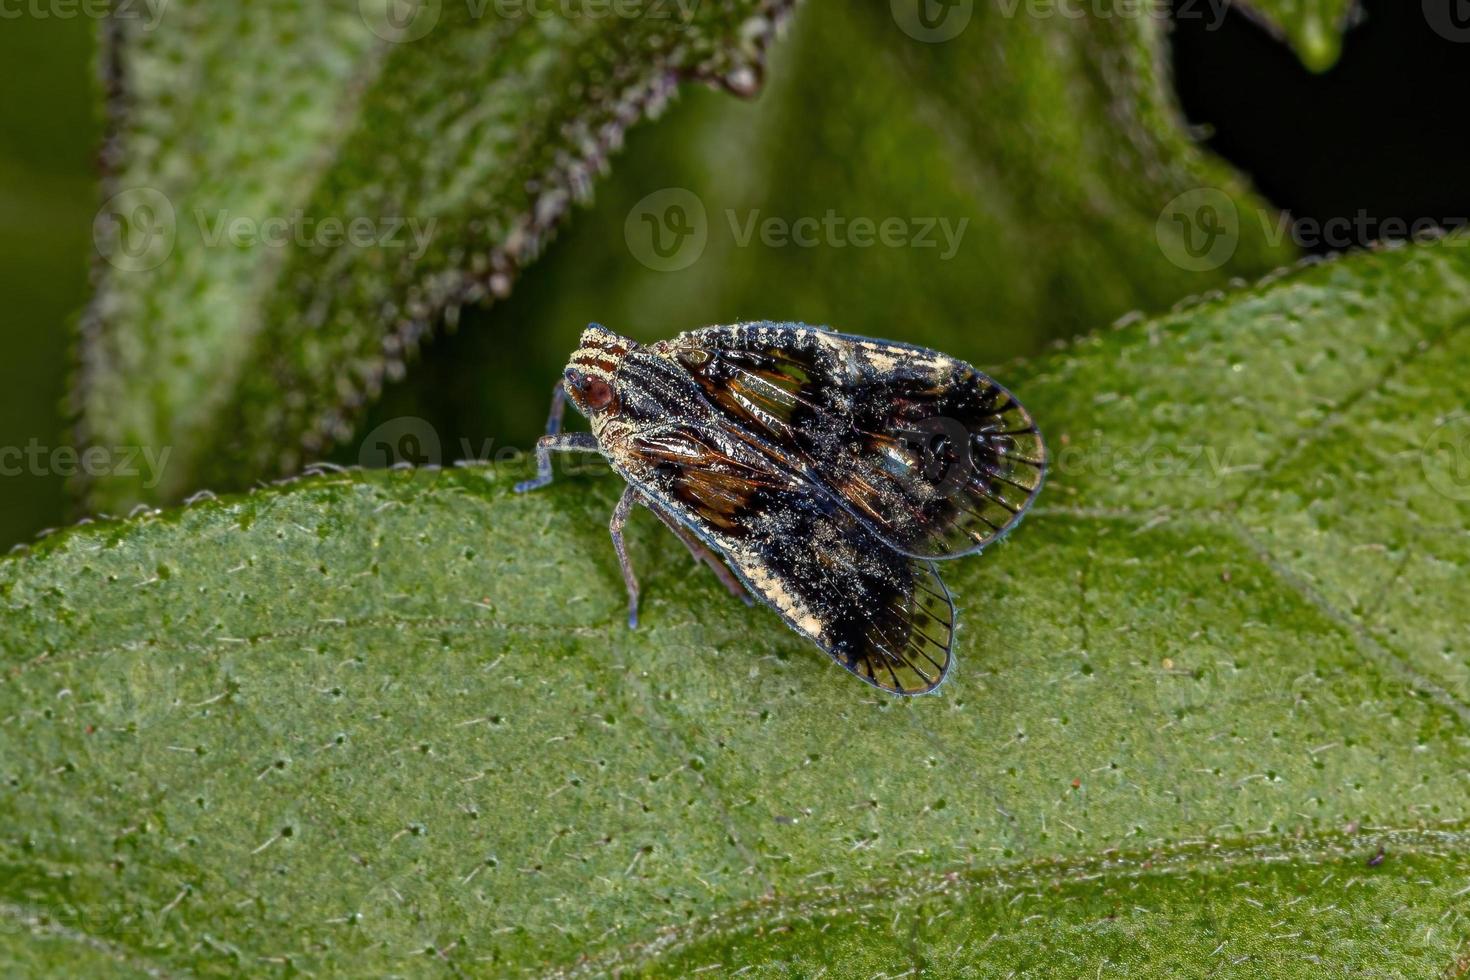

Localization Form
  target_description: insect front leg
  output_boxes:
[610,485,641,629]
[515,381,595,493]
[540,380,569,436]
[514,432,600,493]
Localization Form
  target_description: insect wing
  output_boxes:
[664,324,1045,560]
[624,423,954,694]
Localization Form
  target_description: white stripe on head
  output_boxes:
[569,324,635,381]
[569,348,619,382]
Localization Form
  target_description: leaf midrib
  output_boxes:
[562,822,1470,977]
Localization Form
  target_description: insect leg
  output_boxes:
[609,485,641,629]
[514,432,600,493]
[642,499,754,607]
[542,381,568,436]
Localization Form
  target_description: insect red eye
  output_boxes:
[584,378,613,411]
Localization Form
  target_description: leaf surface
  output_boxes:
[10,236,1470,973]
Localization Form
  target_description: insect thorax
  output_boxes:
[598,348,712,433]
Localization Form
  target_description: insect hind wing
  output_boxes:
[841,558,954,695]
[623,421,955,695]
[725,507,955,696]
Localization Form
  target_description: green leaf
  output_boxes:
[649,832,1470,974]
[75,0,791,514]
[368,0,1302,454]
[8,236,1470,973]
[1239,0,1357,72]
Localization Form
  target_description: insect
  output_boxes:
[516,321,1046,695]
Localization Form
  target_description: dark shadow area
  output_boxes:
[1171,0,1470,252]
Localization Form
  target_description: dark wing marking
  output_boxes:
[630,426,794,532]
[662,324,1045,560]
[621,422,954,695]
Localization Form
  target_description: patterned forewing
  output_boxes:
[622,422,954,694]
[662,324,1045,560]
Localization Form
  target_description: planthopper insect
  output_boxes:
[516,322,1046,695]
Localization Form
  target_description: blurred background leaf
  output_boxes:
[1241,0,1357,70]
[4,236,1469,974]
[74,0,793,514]
[353,0,1300,464]
[76,0,1311,516]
